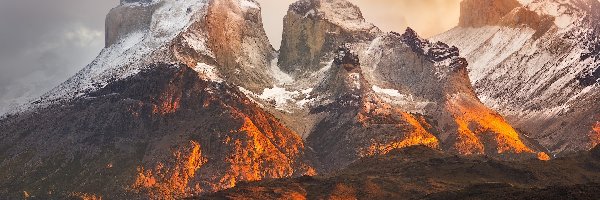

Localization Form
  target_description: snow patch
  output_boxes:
[270,57,294,85]
[239,0,259,10]
[371,85,432,114]
[183,32,215,59]
[554,15,573,29]
[247,86,315,112]
[304,9,315,18]
[348,73,361,90]
[372,86,401,97]
[194,63,222,83]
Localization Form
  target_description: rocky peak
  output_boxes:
[278,0,380,75]
[289,0,377,32]
[459,0,522,27]
[334,44,360,72]
[397,28,464,70]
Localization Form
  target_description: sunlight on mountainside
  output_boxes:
[447,95,535,155]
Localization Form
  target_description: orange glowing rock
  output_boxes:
[131,112,315,198]
[537,152,551,161]
[589,122,600,149]
[152,90,182,115]
[362,113,439,157]
[69,192,103,200]
[133,141,206,198]
[447,94,535,155]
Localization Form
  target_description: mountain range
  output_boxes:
[0,0,598,199]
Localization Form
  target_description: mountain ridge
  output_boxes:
[1,0,586,199]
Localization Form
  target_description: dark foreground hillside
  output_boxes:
[200,145,600,200]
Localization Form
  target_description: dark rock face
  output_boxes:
[398,28,464,68]
[333,44,360,71]
[578,66,600,87]
[0,64,314,199]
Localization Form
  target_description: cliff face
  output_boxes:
[105,1,157,47]
[278,0,381,75]
[434,0,600,155]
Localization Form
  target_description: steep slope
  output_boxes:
[0,0,315,199]
[278,0,381,76]
[434,0,600,155]
[202,145,600,200]
[0,64,315,199]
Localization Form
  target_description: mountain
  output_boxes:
[0,0,553,199]
[245,0,546,172]
[202,145,600,200]
[0,0,314,199]
[434,0,600,156]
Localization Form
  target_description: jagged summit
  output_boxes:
[289,0,378,32]
[398,28,464,68]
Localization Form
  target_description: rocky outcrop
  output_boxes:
[278,0,381,75]
[105,0,158,47]
[201,0,275,92]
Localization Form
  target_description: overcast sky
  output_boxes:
[0,0,460,114]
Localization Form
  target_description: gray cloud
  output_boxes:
[0,0,118,113]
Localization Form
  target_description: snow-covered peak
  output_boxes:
[9,0,213,114]
[289,0,378,31]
